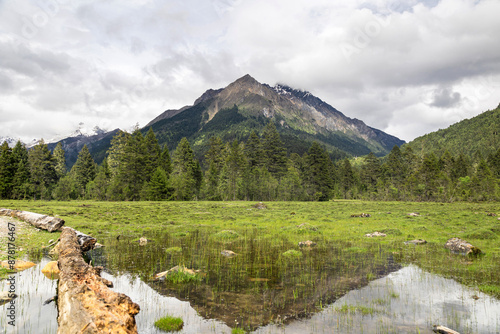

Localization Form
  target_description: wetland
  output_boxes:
[1,200,500,333]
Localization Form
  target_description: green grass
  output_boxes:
[231,328,246,334]
[154,315,184,332]
[1,199,500,302]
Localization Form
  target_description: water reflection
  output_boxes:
[91,230,401,330]
[0,258,58,334]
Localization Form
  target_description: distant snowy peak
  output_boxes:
[272,84,312,99]
[0,136,20,148]
[49,124,109,144]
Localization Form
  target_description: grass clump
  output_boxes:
[335,304,376,316]
[165,246,182,254]
[232,328,246,334]
[214,230,240,240]
[463,228,498,240]
[282,249,302,259]
[154,315,184,332]
[163,269,201,284]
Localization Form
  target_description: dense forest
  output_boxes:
[1,122,499,202]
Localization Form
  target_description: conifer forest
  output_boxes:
[1,122,499,203]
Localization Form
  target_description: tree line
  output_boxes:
[1,122,499,202]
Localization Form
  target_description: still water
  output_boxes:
[1,241,500,333]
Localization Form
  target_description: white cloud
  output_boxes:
[0,0,499,144]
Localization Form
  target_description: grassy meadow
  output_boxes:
[1,200,499,329]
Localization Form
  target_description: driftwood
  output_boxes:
[444,238,482,256]
[433,325,460,334]
[0,208,64,232]
[57,227,140,334]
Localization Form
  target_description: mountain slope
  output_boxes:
[404,104,500,158]
[47,129,120,169]
[148,74,404,159]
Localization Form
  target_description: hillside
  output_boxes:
[404,104,500,158]
[146,74,404,161]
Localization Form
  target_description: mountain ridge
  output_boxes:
[145,74,404,159]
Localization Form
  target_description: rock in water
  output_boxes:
[0,291,17,306]
[1,260,36,271]
[221,250,237,257]
[41,261,60,279]
[445,237,482,256]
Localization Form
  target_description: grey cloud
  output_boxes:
[429,88,462,109]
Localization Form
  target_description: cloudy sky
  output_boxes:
[1,0,499,144]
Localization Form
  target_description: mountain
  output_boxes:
[47,74,404,167]
[147,74,404,159]
[404,104,500,159]
[46,128,120,169]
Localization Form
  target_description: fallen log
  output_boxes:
[433,325,460,334]
[57,227,140,334]
[0,208,64,232]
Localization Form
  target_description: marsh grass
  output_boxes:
[154,315,183,332]
[2,199,500,329]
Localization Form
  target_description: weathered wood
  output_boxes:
[57,227,140,334]
[445,237,482,256]
[0,208,64,232]
[74,229,97,252]
[433,325,460,334]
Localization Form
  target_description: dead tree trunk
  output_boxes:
[57,227,140,334]
[0,208,65,232]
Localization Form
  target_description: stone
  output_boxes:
[253,202,268,209]
[445,237,482,256]
[298,240,317,247]
[1,260,36,271]
[221,250,237,257]
[364,232,386,238]
[0,291,17,306]
[154,265,197,280]
[404,239,427,245]
[41,261,60,279]
[351,213,371,218]
[408,212,420,217]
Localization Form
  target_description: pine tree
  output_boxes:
[171,138,199,200]
[245,131,263,168]
[304,142,334,201]
[28,140,57,200]
[339,158,356,199]
[159,145,172,175]
[204,136,226,200]
[360,152,382,196]
[143,128,161,179]
[70,145,97,198]
[11,141,30,199]
[53,143,67,179]
[0,142,14,199]
[262,122,287,177]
